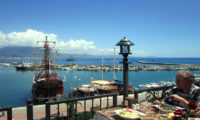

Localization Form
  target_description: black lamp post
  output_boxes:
[116,37,134,105]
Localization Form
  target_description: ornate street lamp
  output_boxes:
[116,37,134,105]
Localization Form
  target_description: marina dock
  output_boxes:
[1,61,200,71]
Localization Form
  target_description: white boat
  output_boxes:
[71,83,97,97]
[138,81,171,88]
[62,67,72,71]
[150,82,160,87]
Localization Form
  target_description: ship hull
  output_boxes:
[32,77,64,103]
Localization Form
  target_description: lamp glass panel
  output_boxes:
[122,46,129,53]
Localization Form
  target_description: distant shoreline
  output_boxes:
[1,61,200,71]
[1,57,200,59]
[0,57,69,59]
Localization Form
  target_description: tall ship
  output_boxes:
[32,36,66,103]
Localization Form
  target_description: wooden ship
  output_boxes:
[32,36,66,103]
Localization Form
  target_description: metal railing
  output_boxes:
[0,107,12,120]
[27,93,118,120]
[134,85,175,102]
[0,86,175,120]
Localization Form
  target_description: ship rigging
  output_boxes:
[32,36,66,103]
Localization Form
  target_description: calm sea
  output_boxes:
[1,57,200,108]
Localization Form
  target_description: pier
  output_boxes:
[132,59,180,65]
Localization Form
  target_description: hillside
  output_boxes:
[0,46,121,58]
[0,46,35,57]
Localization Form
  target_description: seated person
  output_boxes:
[155,71,200,108]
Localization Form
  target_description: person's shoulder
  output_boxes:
[193,85,200,89]
[192,85,200,96]
[192,85,200,92]
[192,85,200,101]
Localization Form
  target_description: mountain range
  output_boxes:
[0,46,122,58]
[0,46,35,57]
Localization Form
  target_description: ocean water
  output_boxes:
[2,57,200,65]
[1,58,200,108]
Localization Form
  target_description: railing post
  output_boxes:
[91,98,95,118]
[46,102,51,120]
[100,98,102,109]
[134,91,139,103]
[75,101,78,120]
[84,100,86,120]
[26,99,33,120]
[113,94,117,107]
[57,103,60,117]
[7,107,12,120]
[106,96,109,109]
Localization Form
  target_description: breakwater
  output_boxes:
[1,61,200,71]
[132,59,180,65]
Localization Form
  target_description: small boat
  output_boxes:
[16,63,26,70]
[32,36,66,103]
[76,84,96,97]
[66,57,75,61]
[91,52,124,95]
[16,63,35,71]
[91,79,125,94]
[139,81,175,89]
[139,83,160,88]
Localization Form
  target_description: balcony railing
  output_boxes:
[27,93,118,120]
[134,85,175,102]
[0,107,12,120]
[0,85,175,120]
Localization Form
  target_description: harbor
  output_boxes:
[1,52,200,120]
[1,57,200,120]
[1,58,200,108]
[1,0,200,119]
[1,61,200,71]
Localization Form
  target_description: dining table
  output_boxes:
[93,102,160,120]
[93,102,197,120]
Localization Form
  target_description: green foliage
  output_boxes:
[62,93,83,117]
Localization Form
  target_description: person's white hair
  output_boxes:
[178,71,194,82]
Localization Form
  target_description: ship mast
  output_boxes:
[37,36,56,78]
[44,36,50,77]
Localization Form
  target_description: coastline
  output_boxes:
[1,61,200,71]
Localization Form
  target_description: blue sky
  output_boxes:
[0,0,200,57]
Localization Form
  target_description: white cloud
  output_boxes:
[58,39,115,55]
[0,29,50,47]
[0,29,118,55]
